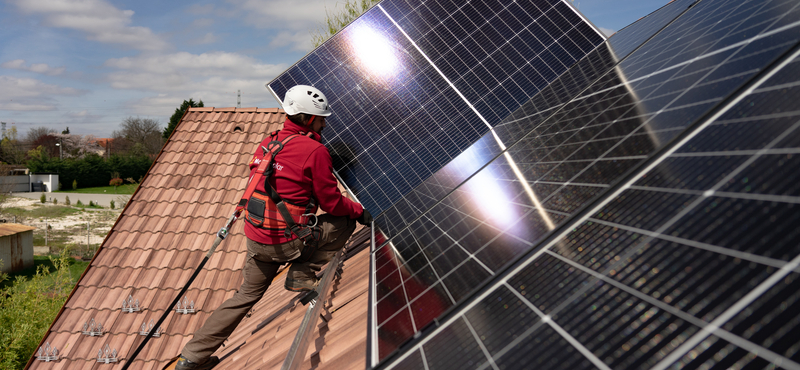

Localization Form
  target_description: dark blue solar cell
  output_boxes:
[528,21,554,47]
[490,17,516,42]
[532,56,557,81]
[543,10,569,36]
[432,56,455,80]
[551,41,577,66]
[540,48,567,73]
[296,60,320,82]
[498,8,524,35]
[517,0,545,19]
[416,3,438,26]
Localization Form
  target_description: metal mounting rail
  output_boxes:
[280,248,344,370]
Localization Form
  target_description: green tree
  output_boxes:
[311,0,381,47]
[27,152,151,190]
[163,99,204,139]
[0,127,27,165]
[113,117,163,156]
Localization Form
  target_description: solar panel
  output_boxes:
[374,0,800,367]
[371,0,703,241]
[267,0,605,217]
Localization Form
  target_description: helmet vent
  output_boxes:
[285,85,331,116]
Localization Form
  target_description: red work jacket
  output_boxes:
[243,119,364,244]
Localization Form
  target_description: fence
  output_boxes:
[0,175,32,193]
[11,216,108,258]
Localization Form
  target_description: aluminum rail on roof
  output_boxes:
[280,247,345,370]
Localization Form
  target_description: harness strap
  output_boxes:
[235,132,297,216]
[237,131,319,248]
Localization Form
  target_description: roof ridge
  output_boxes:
[184,107,285,113]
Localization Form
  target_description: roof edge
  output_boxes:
[186,107,285,113]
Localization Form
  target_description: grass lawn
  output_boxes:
[1,255,89,289]
[56,183,138,194]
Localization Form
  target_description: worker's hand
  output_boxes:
[357,209,373,226]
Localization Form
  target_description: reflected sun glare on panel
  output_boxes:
[347,24,401,82]
[463,168,519,227]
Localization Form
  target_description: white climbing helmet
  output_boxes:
[282,85,332,117]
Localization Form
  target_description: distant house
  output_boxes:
[90,138,114,157]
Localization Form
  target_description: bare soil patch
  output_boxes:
[2,197,122,256]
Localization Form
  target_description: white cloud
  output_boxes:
[0,102,56,111]
[192,18,215,27]
[0,75,83,110]
[228,0,332,29]
[191,32,219,45]
[2,59,66,75]
[227,0,355,51]
[127,80,277,116]
[104,51,287,80]
[65,109,103,123]
[9,0,169,51]
[101,52,287,115]
[268,30,315,51]
[187,4,215,15]
[67,110,89,117]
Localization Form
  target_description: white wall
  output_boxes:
[30,173,59,193]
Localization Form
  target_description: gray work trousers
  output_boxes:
[182,214,357,363]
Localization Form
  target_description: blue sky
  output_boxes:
[0,0,671,138]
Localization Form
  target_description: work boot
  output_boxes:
[284,276,320,292]
[175,355,219,370]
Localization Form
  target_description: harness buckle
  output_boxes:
[302,213,318,228]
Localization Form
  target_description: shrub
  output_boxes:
[0,253,73,369]
[58,182,62,191]
[53,198,57,205]
[109,178,123,187]
[88,201,95,207]
[76,200,83,207]
[72,179,77,190]
[110,200,115,209]
[39,193,46,203]
[65,196,70,206]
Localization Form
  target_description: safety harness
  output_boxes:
[235,131,320,251]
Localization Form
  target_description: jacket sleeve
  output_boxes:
[307,146,364,218]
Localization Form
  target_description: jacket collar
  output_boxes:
[282,118,321,142]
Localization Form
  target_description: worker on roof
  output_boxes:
[176,85,372,370]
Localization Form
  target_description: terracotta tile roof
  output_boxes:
[28,107,371,370]
[93,138,114,149]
